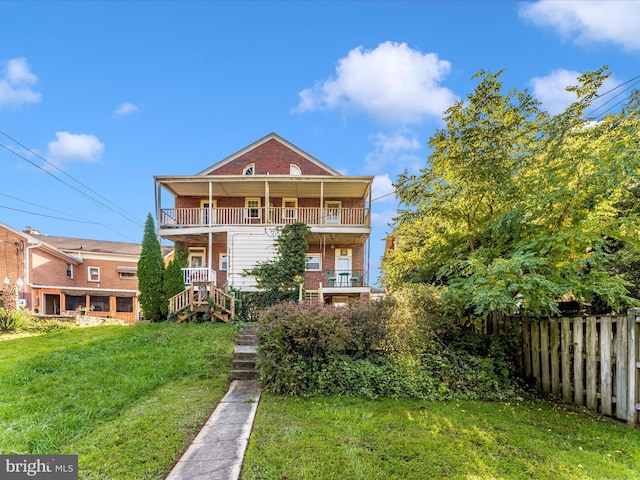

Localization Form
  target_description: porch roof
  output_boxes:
[154,175,373,199]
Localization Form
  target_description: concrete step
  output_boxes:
[231,369,259,380]
[236,334,258,346]
[233,345,257,359]
[232,358,256,370]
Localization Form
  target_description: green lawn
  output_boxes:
[243,395,640,480]
[0,322,237,480]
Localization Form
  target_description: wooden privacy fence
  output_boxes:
[522,309,640,426]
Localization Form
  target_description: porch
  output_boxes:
[160,206,368,229]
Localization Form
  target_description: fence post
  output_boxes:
[627,308,639,426]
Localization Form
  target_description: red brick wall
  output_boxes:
[0,227,26,286]
[208,139,335,176]
[303,243,365,290]
[176,196,364,209]
[30,251,138,291]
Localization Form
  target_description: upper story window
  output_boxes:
[243,163,255,175]
[88,266,100,282]
[290,164,301,175]
[66,263,73,279]
[245,198,261,219]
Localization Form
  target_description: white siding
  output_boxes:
[227,228,277,290]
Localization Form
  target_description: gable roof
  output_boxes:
[197,132,342,176]
[30,235,143,256]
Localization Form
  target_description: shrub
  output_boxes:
[0,308,28,332]
[27,318,75,333]
[257,302,352,394]
[256,293,524,401]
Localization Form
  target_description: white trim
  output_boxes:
[282,198,298,220]
[245,198,261,219]
[305,254,321,271]
[188,248,206,268]
[290,164,301,175]
[325,201,342,224]
[88,266,100,282]
[200,199,217,225]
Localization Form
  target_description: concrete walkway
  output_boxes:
[165,379,262,480]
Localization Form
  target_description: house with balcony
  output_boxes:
[155,133,374,312]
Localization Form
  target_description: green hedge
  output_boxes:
[256,287,523,400]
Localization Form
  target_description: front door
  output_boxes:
[335,255,351,286]
[200,200,217,225]
[44,294,61,315]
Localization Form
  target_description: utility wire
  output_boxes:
[371,191,396,202]
[0,204,139,242]
[0,130,143,226]
[0,192,139,229]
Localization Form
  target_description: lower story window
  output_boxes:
[90,296,109,312]
[116,297,134,313]
[65,295,86,311]
[305,254,321,271]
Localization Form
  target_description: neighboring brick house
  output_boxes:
[155,132,374,306]
[0,222,148,323]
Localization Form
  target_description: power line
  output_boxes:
[0,204,139,242]
[0,130,143,226]
[0,192,139,229]
[371,191,396,202]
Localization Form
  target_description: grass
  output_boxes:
[0,322,237,479]
[243,395,640,480]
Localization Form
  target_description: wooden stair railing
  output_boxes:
[168,282,235,323]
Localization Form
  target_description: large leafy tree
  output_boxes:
[138,213,166,321]
[383,68,640,317]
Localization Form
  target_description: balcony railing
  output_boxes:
[324,269,366,288]
[182,267,216,285]
[160,207,368,228]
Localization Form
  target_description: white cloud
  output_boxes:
[371,208,398,228]
[114,101,139,115]
[372,174,396,203]
[294,41,457,124]
[531,69,582,115]
[519,1,640,51]
[47,132,105,164]
[0,57,41,108]
[364,132,423,174]
[531,69,620,115]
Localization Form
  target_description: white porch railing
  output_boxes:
[160,207,368,228]
[182,268,216,285]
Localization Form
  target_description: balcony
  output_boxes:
[182,267,216,286]
[324,269,366,288]
[160,207,369,228]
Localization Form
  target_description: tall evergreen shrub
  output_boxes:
[138,213,166,321]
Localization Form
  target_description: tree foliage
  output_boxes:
[138,213,166,321]
[383,68,640,317]
[162,248,186,316]
[246,222,310,295]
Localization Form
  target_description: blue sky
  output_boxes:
[1,1,639,283]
